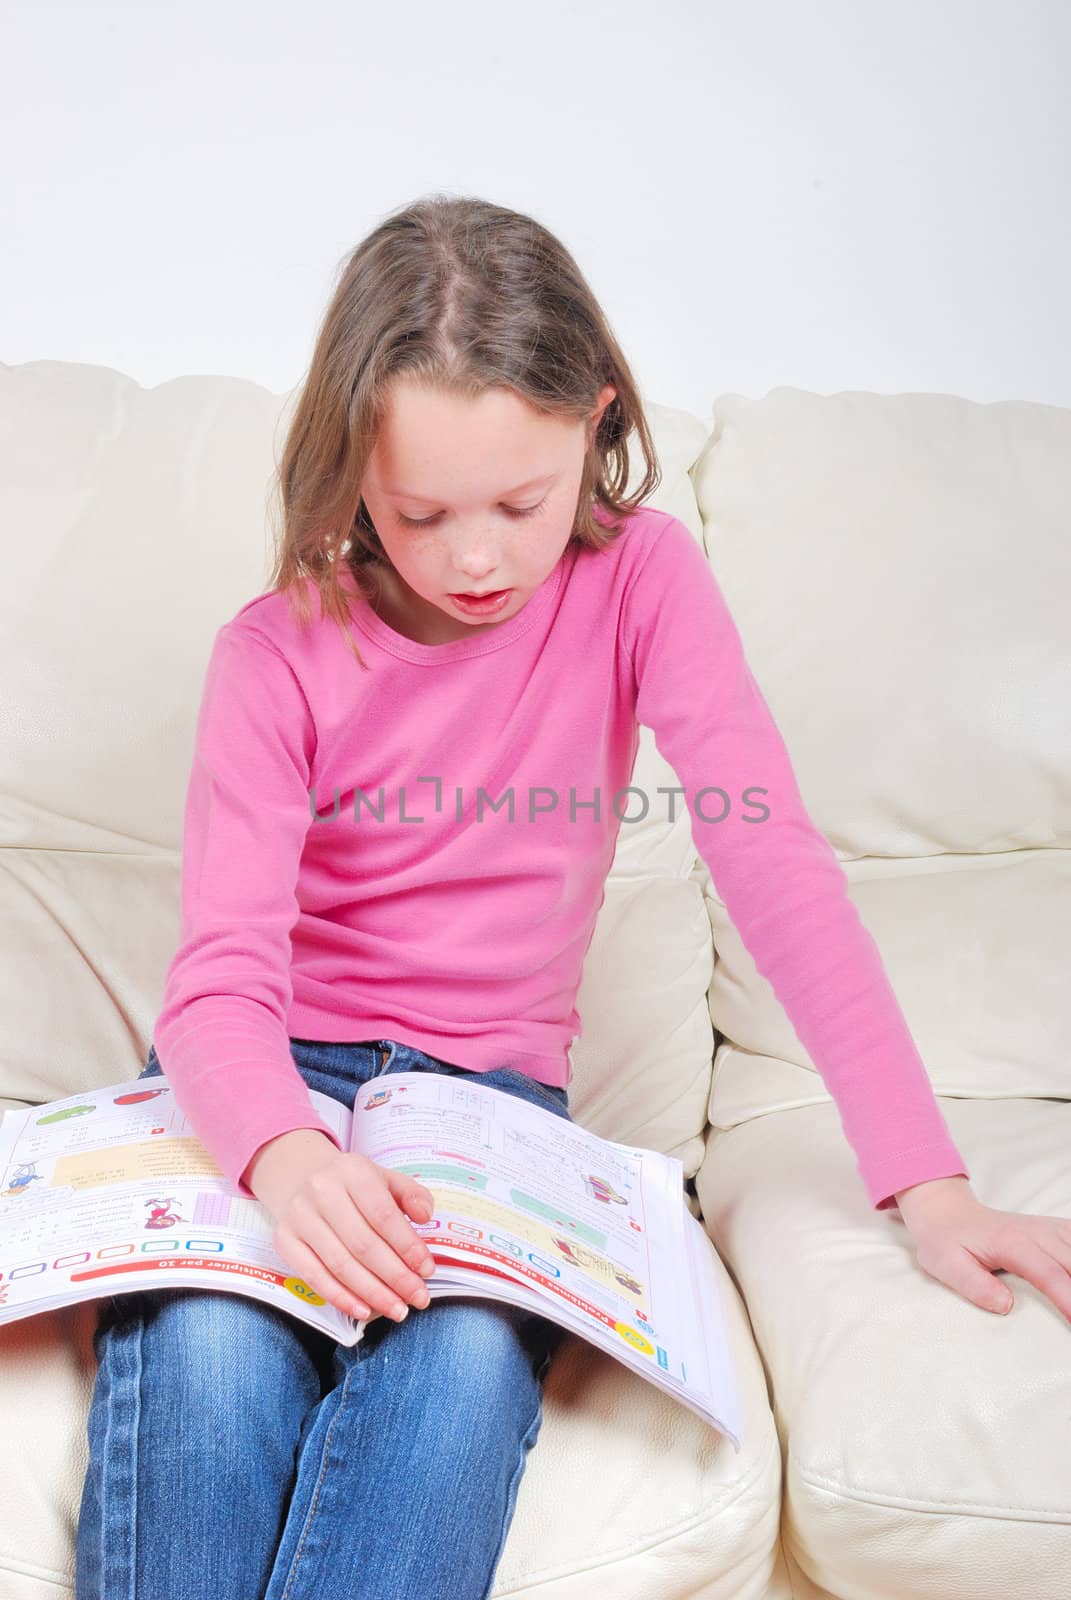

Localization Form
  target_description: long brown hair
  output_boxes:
[266,193,662,668]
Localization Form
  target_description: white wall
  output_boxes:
[3,0,1068,416]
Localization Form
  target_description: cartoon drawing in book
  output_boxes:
[143,1198,186,1232]
[582,1174,628,1206]
[2,1163,45,1199]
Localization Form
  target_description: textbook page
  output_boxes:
[349,1069,743,1442]
[0,1075,359,1344]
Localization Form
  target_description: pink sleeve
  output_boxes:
[153,621,345,1197]
[623,518,970,1211]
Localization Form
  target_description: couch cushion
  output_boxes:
[697,847,1071,1130]
[0,1300,100,1600]
[695,1096,1071,1598]
[0,360,286,1109]
[688,388,1071,1117]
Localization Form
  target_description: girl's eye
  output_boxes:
[398,496,547,529]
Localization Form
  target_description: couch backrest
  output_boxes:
[688,387,1071,1132]
[0,360,718,1178]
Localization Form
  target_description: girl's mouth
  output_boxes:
[449,588,513,615]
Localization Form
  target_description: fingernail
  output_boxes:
[420,1258,435,1277]
[391,1302,408,1321]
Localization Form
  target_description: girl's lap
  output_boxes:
[124,1035,569,1382]
[93,1285,335,1399]
[94,1280,564,1407]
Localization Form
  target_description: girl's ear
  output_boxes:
[593,383,617,425]
[587,384,617,448]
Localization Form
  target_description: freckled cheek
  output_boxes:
[387,530,439,579]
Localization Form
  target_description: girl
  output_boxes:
[77,193,1071,1600]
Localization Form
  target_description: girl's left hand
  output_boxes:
[896,1177,1071,1324]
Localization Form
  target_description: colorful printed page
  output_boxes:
[0,1070,743,1443]
[347,1070,743,1445]
[0,1076,361,1345]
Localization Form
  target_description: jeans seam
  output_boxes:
[479,1367,549,1599]
[99,1307,143,1596]
[279,1351,358,1597]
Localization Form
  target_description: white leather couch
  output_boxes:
[1,360,1068,1599]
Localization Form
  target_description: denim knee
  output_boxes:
[96,1287,329,1420]
[353,1294,553,1402]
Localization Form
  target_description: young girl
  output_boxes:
[76,193,1071,1600]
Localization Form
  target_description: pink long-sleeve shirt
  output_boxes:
[154,503,970,1208]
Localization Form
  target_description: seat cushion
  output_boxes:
[700,847,1071,1138]
[0,1300,100,1600]
[689,387,1071,1115]
[695,1095,1071,1600]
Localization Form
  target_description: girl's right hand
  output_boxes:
[251,1132,437,1323]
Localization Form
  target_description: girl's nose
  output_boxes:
[451,554,499,579]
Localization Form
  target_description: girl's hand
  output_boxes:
[896,1177,1071,1323]
[252,1132,437,1324]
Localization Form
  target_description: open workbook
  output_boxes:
[0,1068,743,1448]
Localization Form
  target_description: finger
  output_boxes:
[363,1164,437,1275]
[319,1167,432,1306]
[383,1167,437,1242]
[293,1209,418,1322]
[272,1226,373,1321]
[1005,1235,1071,1324]
[920,1242,1014,1314]
[997,1239,1071,1325]
[1037,1235,1071,1273]
[347,1177,436,1303]
[387,1169,436,1222]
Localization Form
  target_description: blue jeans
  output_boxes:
[76,1036,572,1600]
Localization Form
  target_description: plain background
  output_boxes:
[2,0,1068,414]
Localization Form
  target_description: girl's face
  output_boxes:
[360,378,617,644]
